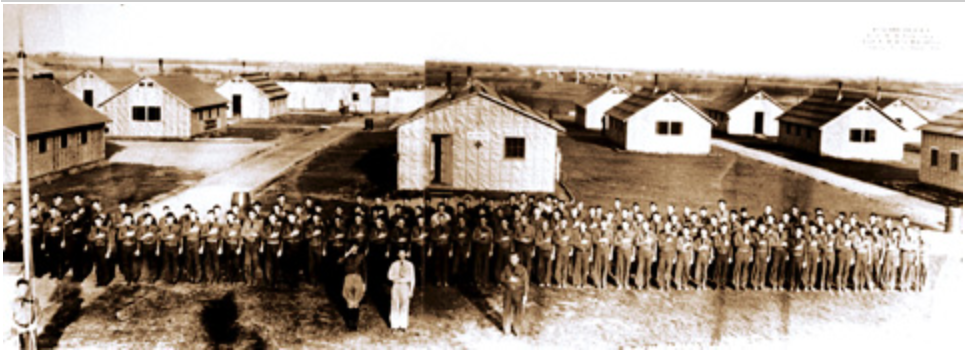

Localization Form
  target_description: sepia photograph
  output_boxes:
[2,1,964,350]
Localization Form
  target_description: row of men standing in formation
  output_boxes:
[3,193,928,293]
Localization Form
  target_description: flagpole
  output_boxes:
[18,8,38,350]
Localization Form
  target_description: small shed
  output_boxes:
[215,72,288,119]
[99,75,229,139]
[777,86,906,161]
[391,79,566,193]
[4,79,110,184]
[918,110,962,192]
[62,68,140,107]
[702,84,785,137]
[277,81,373,113]
[604,88,715,154]
[575,86,631,131]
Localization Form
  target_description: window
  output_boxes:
[352,92,360,101]
[148,106,161,121]
[951,152,960,171]
[61,134,68,148]
[670,122,683,135]
[81,131,88,145]
[133,106,146,121]
[785,123,792,135]
[657,122,669,135]
[795,125,801,136]
[39,138,47,154]
[505,137,525,159]
[849,129,863,142]
[863,129,876,142]
[930,148,939,166]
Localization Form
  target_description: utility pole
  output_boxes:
[17,9,39,350]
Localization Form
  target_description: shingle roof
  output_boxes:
[239,72,288,99]
[776,89,898,128]
[606,89,714,124]
[84,68,140,90]
[919,110,962,137]
[390,79,565,132]
[4,79,111,136]
[152,75,229,108]
[701,88,784,113]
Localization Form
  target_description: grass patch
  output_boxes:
[560,129,909,218]
[3,163,203,213]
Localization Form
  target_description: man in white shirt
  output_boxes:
[387,249,415,332]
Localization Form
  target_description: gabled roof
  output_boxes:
[576,86,631,107]
[919,110,962,137]
[702,88,784,113]
[873,96,929,121]
[390,79,565,132]
[4,79,111,136]
[605,89,715,124]
[101,74,228,110]
[776,89,902,130]
[238,72,288,99]
[66,68,140,90]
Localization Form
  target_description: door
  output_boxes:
[83,90,94,107]
[754,111,764,134]
[431,134,453,185]
[232,94,242,117]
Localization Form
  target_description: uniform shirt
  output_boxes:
[754,232,770,256]
[677,236,695,262]
[283,222,303,244]
[242,218,264,244]
[371,225,389,246]
[659,233,677,256]
[410,225,429,247]
[388,259,415,286]
[203,222,223,244]
[554,227,574,255]
[535,228,554,252]
[790,237,806,257]
[473,226,493,247]
[500,263,530,292]
[349,224,367,244]
[713,231,731,255]
[4,211,21,237]
[44,216,64,245]
[432,224,451,247]
[495,226,513,250]
[453,224,471,246]
[182,220,202,243]
[116,224,138,246]
[391,225,411,246]
[88,225,114,249]
[514,224,535,247]
[696,236,712,257]
[223,223,243,246]
[265,222,284,245]
[160,223,182,247]
[733,231,752,254]
[614,229,634,252]
[138,225,160,246]
[574,230,593,253]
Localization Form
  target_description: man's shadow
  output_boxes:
[456,284,503,330]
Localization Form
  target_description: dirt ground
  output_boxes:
[24,242,962,350]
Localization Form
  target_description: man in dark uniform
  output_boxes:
[500,253,529,336]
[770,224,789,290]
[573,221,593,289]
[553,219,574,288]
[65,210,89,281]
[471,217,493,287]
[182,210,204,283]
[264,213,284,288]
[494,218,514,286]
[241,209,264,286]
[307,213,327,286]
[789,226,807,291]
[87,215,114,286]
[223,212,244,283]
[116,213,139,284]
[713,223,732,289]
[732,224,752,290]
[410,217,429,289]
[534,219,555,287]
[751,224,771,290]
[451,216,472,284]
[514,216,536,276]
[159,213,182,284]
[369,217,391,288]
[201,210,223,284]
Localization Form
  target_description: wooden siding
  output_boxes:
[726,93,785,136]
[397,95,559,193]
[606,93,712,155]
[919,132,962,192]
[3,124,106,184]
[62,72,118,107]
[820,103,905,161]
[777,121,822,155]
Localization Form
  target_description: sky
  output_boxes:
[3,2,965,82]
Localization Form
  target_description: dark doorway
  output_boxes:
[232,94,242,117]
[754,111,765,134]
[83,90,94,107]
[431,134,453,185]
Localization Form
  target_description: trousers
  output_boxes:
[390,283,412,329]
